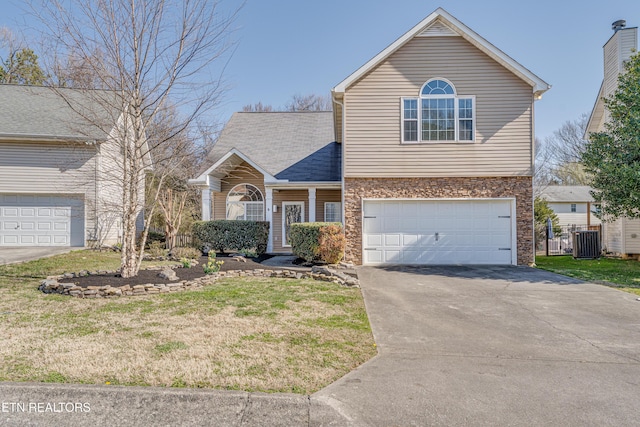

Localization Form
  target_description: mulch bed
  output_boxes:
[58,254,274,289]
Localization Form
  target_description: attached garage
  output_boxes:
[362,199,515,265]
[0,194,84,247]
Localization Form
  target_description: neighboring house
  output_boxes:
[585,20,640,256]
[191,8,550,265]
[0,84,145,247]
[538,186,601,227]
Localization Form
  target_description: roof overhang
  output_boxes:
[265,181,341,190]
[332,7,551,99]
[188,148,279,190]
[0,134,101,143]
[585,82,605,139]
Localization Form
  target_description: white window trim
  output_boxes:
[324,202,342,223]
[282,201,305,248]
[401,78,476,144]
[225,183,265,221]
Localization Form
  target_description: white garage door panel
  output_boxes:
[363,200,513,265]
[0,194,84,247]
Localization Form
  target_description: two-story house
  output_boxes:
[585,19,640,257]
[0,85,146,247]
[192,8,550,265]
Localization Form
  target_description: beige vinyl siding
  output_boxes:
[343,36,534,178]
[272,190,309,253]
[316,189,342,222]
[603,28,637,100]
[623,217,640,254]
[0,142,96,194]
[212,161,265,220]
[555,213,592,227]
[0,141,97,242]
[604,220,622,254]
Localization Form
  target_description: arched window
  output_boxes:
[402,78,474,142]
[226,184,264,221]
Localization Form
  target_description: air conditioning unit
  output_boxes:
[572,230,601,259]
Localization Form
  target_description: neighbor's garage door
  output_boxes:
[363,199,514,265]
[0,194,84,246]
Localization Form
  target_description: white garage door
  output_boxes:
[0,194,84,246]
[363,199,514,265]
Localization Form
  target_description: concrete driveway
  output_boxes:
[316,265,640,426]
[0,247,78,265]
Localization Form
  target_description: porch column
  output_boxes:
[266,187,274,252]
[308,187,316,222]
[201,189,211,221]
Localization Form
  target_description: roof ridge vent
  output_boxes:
[612,19,626,33]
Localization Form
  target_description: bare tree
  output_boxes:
[32,0,240,277]
[533,137,553,194]
[242,102,273,112]
[146,107,206,251]
[544,114,590,185]
[285,93,332,111]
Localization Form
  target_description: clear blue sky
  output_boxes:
[3,0,640,141]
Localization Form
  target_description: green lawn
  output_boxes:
[535,255,640,295]
[0,250,376,393]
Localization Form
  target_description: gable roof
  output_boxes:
[585,82,605,137]
[197,111,340,182]
[538,186,595,203]
[0,84,117,142]
[332,7,550,98]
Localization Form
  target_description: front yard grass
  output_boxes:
[0,250,376,393]
[535,255,640,295]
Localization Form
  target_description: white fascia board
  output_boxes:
[333,7,550,98]
[585,82,605,139]
[265,181,342,190]
[193,148,277,182]
[187,175,210,189]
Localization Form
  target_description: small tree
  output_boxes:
[583,51,640,221]
[0,29,46,85]
[34,0,240,277]
[534,197,561,248]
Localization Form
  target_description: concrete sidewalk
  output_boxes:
[0,382,352,427]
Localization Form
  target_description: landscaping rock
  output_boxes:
[158,269,178,281]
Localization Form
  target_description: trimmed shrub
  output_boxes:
[290,222,344,263]
[192,220,269,255]
[318,224,346,264]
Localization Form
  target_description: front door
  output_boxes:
[282,202,305,247]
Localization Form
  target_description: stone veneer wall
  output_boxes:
[344,176,533,266]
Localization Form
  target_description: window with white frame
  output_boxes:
[570,203,577,213]
[324,202,342,223]
[402,78,474,143]
[226,184,265,221]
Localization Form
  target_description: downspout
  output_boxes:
[95,143,100,247]
[529,92,535,266]
[332,91,347,260]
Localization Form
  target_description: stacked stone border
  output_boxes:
[39,266,359,298]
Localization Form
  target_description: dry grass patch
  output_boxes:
[0,252,375,394]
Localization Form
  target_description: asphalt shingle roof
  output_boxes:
[538,186,595,203]
[0,84,115,141]
[202,111,340,182]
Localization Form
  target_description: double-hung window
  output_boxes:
[324,202,342,223]
[402,78,475,143]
